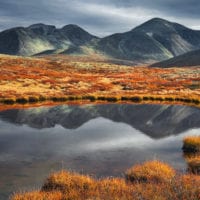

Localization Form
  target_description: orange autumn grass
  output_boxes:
[186,155,200,174]
[183,136,200,174]
[11,160,200,200]
[12,191,62,200]
[0,54,200,108]
[125,160,175,183]
[183,136,200,153]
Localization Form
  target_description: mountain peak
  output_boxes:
[28,23,56,35]
[147,18,170,24]
[61,24,97,45]
[62,24,83,31]
[28,23,56,29]
[134,18,175,32]
[134,18,191,33]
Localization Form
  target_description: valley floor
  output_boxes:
[0,54,199,107]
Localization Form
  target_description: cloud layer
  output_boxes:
[0,0,200,36]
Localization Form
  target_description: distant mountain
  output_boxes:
[150,49,200,67]
[95,18,200,63]
[1,18,200,63]
[0,23,97,56]
[0,104,200,138]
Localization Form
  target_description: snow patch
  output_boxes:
[146,32,153,37]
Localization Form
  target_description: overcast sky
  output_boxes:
[0,0,200,36]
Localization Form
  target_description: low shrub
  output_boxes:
[38,96,46,102]
[11,191,62,200]
[125,160,175,183]
[82,95,96,102]
[191,99,200,104]
[165,97,174,102]
[68,96,76,101]
[97,96,106,101]
[16,97,28,104]
[28,96,39,103]
[50,97,68,102]
[149,97,155,101]
[130,96,142,102]
[155,97,164,101]
[97,178,133,199]
[143,96,150,101]
[42,171,95,194]
[106,97,118,102]
[186,156,200,174]
[2,98,15,104]
[184,99,192,103]
[11,162,200,200]
[121,96,129,101]
[183,136,200,153]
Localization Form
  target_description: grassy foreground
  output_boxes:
[11,160,200,200]
[183,136,200,174]
[183,136,200,153]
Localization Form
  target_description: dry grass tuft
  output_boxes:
[97,178,134,199]
[41,170,96,199]
[125,160,175,183]
[186,155,200,174]
[183,136,200,153]
[11,191,62,200]
[11,165,200,200]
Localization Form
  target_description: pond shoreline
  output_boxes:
[0,95,199,112]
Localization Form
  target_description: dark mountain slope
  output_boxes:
[0,24,97,56]
[150,49,200,67]
[61,24,95,46]
[134,18,200,56]
[95,18,200,63]
[96,30,172,62]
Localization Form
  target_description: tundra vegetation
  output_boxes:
[183,136,200,153]
[0,54,199,108]
[11,137,200,200]
[183,136,200,174]
[12,160,200,200]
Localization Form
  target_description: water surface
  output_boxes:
[0,104,200,199]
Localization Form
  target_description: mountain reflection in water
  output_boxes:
[0,104,200,138]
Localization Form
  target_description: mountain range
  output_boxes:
[0,24,97,56]
[1,18,200,64]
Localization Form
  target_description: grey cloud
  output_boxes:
[0,0,199,36]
